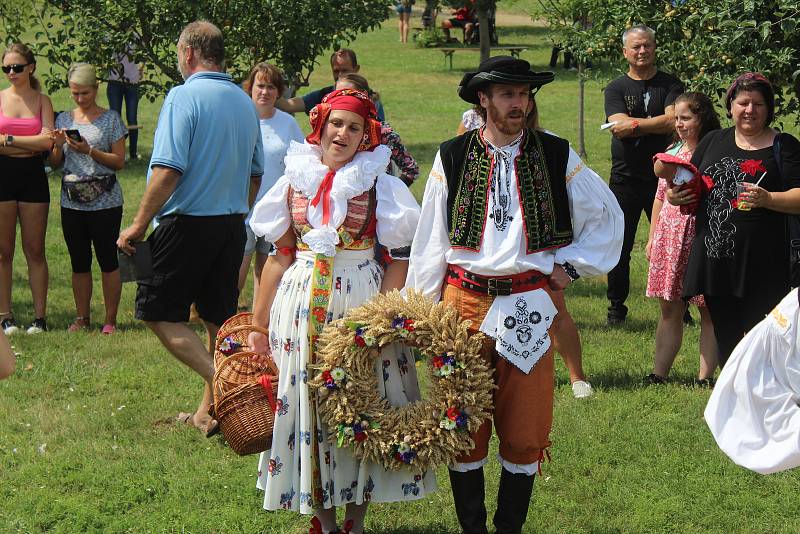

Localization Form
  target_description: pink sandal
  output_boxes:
[68,317,89,332]
[101,324,116,335]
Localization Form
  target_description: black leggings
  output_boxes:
[61,206,123,273]
[705,292,786,367]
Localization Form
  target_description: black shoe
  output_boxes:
[693,377,715,388]
[26,318,47,334]
[644,373,667,385]
[449,468,488,534]
[607,313,626,326]
[493,468,535,534]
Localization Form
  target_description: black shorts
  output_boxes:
[135,214,246,327]
[0,154,49,203]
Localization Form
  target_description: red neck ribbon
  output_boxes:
[310,169,337,225]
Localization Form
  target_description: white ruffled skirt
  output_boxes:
[705,288,800,474]
[256,250,436,513]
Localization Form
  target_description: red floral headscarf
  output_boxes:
[306,88,382,152]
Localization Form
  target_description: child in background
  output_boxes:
[646,92,721,385]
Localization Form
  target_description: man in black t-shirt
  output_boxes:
[274,48,386,121]
[604,24,683,324]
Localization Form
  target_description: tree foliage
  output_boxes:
[0,0,390,99]
[538,0,800,121]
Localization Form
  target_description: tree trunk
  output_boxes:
[477,7,490,63]
[577,61,587,158]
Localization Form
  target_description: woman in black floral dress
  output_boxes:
[669,73,800,365]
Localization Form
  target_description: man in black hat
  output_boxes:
[406,56,622,534]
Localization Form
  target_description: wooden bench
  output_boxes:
[435,46,528,69]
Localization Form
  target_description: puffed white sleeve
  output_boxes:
[404,152,451,302]
[249,175,292,242]
[553,147,624,277]
[705,289,800,474]
[375,173,420,258]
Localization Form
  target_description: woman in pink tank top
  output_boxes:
[0,43,55,335]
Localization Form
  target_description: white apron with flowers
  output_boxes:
[250,142,436,513]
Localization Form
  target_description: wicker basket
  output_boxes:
[212,351,279,456]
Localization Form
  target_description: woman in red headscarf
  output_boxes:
[247,90,434,533]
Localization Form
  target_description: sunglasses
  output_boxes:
[2,63,30,74]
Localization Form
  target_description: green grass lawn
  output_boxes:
[3,11,800,534]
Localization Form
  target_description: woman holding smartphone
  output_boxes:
[0,43,54,335]
[50,63,126,334]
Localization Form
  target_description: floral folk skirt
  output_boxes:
[256,249,437,513]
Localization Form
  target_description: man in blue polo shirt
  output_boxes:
[117,20,263,436]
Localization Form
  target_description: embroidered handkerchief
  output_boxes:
[479,288,558,374]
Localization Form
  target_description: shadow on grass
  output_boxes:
[369,525,459,534]
[588,368,650,390]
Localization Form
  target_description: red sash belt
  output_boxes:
[446,264,548,296]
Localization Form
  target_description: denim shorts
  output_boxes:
[244,224,273,256]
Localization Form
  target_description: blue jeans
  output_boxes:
[107,81,139,158]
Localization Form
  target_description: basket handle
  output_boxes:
[225,324,270,336]
[257,374,277,413]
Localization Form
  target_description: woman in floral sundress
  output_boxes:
[645,92,720,385]
[247,89,435,534]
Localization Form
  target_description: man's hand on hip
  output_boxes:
[548,264,572,291]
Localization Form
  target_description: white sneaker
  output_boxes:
[26,318,47,334]
[571,380,594,399]
[1,317,19,335]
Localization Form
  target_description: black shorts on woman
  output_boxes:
[0,154,49,202]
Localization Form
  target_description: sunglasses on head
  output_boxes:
[2,63,30,74]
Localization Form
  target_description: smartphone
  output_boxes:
[65,129,82,142]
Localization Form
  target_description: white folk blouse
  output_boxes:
[249,141,420,258]
[406,134,624,302]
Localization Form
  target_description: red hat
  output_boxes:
[306,89,382,151]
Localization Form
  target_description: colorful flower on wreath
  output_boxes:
[336,417,378,446]
[392,435,417,465]
[321,366,348,390]
[351,325,375,347]
[440,406,468,430]
[218,336,241,354]
[431,353,465,377]
[390,316,416,336]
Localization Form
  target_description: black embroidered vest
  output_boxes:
[439,128,573,254]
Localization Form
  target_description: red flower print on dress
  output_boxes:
[739,159,766,177]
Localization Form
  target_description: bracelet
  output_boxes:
[561,261,581,282]
[631,119,640,133]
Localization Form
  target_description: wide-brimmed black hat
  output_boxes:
[458,56,554,104]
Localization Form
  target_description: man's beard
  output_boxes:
[487,102,525,136]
